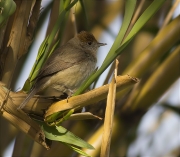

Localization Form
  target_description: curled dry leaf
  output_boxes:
[68,112,103,121]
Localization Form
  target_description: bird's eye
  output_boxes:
[88,42,92,45]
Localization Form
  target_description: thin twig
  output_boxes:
[161,0,180,28]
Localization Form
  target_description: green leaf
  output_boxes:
[0,0,16,26]
[63,0,71,9]
[106,0,136,52]
[40,122,94,150]
[45,109,75,126]
[65,143,91,157]
[116,0,166,53]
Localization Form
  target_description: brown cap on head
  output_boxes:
[77,31,97,43]
[77,31,107,47]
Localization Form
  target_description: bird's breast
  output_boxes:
[49,59,96,92]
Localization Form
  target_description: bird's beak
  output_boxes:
[98,42,107,47]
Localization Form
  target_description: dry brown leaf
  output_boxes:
[0,84,50,150]
[100,60,118,157]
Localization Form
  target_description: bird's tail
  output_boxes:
[17,88,37,110]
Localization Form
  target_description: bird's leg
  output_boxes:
[65,89,74,103]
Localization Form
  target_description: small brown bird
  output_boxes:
[18,31,106,109]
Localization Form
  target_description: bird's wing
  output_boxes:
[36,44,87,81]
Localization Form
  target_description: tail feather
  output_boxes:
[18,88,37,110]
